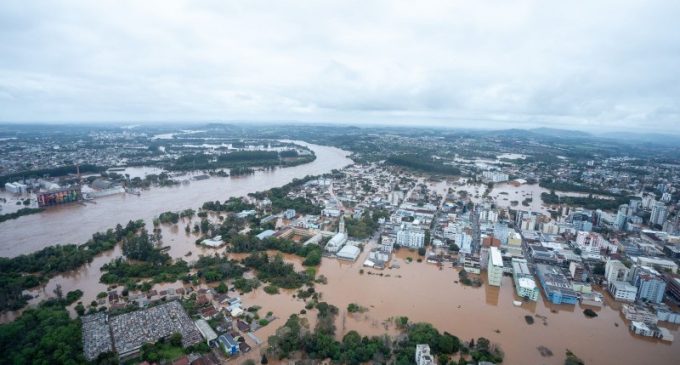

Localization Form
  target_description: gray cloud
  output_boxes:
[0,0,679,132]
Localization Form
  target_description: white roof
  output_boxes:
[194,319,217,342]
[490,247,503,267]
[202,236,224,247]
[518,277,536,289]
[337,245,361,260]
[256,230,276,240]
[329,233,347,246]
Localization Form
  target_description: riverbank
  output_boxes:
[0,141,352,257]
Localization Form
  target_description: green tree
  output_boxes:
[170,332,183,347]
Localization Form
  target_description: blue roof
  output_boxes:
[219,334,239,348]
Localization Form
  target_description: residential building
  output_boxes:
[283,209,296,220]
[630,266,667,303]
[415,344,434,365]
[615,204,628,231]
[663,274,680,301]
[487,247,503,287]
[397,224,425,248]
[569,262,587,282]
[629,321,674,342]
[455,232,473,254]
[481,170,509,183]
[218,334,239,356]
[576,231,614,254]
[608,281,638,302]
[650,202,668,226]
[605,260,630,283]
[622,304,658,324]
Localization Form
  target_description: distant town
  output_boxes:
[1,123,680,365]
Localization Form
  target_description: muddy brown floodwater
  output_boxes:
[207,245,680,365]
[0,141,351,257]
[2,143,679,364]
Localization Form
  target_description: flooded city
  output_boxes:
[12,219,680,364]
[3,3,680,364]
[3,144,679,364]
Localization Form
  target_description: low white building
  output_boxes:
[322,208,341,217]
[337,244,361,261]
[201,236,225,248]
[194,319,218,344]
[482,170,509,183]
[236,210,256,218]
[415,344,434,365]
[608,281,637,302]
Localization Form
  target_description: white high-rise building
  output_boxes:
[487,247,503,287]
[396,224,425,248]
[615,204,628,231]
[576,231,615,253]
[650,202,668,226]
[605,260,630,283]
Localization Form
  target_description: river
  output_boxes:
[0,141,352,257]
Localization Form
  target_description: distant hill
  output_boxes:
[595,131,680,146]
[529,127,591,138]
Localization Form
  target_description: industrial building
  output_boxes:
[535,264,578,305]
[37,186,82,207]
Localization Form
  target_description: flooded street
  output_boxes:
[0,141,351,257]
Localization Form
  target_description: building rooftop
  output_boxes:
[337,244,361,261]
[490,246,503,267]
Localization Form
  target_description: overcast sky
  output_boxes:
[0,1,678,132]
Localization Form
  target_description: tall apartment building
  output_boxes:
[605,260,630,283]
[650,202,668,226]
[396,224,425,248]
[487,247,503,287]
[630,266,667,304]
